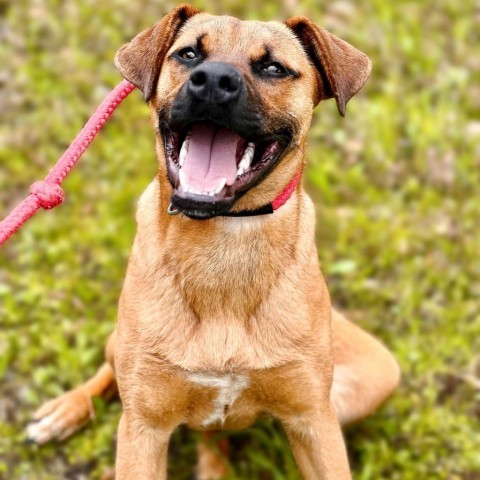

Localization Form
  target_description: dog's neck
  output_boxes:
[131,175,316,320]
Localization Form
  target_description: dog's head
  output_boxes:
[115,4,371,219]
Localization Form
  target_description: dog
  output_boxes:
[26,5,400,479]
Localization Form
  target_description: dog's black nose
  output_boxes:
[188,62,242,104]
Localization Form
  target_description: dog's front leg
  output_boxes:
[115,413,172,480]
[281,404,351,480]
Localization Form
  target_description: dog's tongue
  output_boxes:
[182,123,243,192]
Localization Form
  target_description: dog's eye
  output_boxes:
[263,62,286,76]
[178,47,198,61]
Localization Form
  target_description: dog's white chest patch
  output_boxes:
[188,373,249,427]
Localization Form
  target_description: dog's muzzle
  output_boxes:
[170,62,258,139]
[162,62,291,219]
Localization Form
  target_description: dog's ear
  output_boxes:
[115,4,200,101]
[285,16,371,116]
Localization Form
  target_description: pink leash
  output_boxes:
[0,80,136,246]
[0,79,300,247]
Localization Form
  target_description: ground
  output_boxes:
[0,0,479,479]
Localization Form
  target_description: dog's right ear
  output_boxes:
[115,4,200,102]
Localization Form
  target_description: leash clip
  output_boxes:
[167,203,179,216]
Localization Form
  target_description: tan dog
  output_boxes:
[27,5,400,479]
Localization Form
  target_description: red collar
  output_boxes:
[222,171,301,217]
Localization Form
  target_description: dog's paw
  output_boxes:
[26,388,95,444]
[196,442,230,480]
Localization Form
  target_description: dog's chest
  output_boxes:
[186,372,251,428]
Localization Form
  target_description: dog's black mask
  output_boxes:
[161,61,291,219]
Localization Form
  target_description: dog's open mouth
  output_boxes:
[164,122,290,219]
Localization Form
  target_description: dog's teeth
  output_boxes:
[213,178,227,195]
[238,143,255,172]
[236,166,244,177]
[179,138,189,167]
[179,176,225,196]
[238,158,249,171]
[179,169,186,188]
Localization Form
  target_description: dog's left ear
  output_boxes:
[285,16,371,116]
[115,4,200,101]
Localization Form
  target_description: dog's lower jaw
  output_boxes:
[169,192,234,219]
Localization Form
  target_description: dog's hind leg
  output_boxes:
[330,310,400,425]
[26,330,118,444]
[196,431,231,480]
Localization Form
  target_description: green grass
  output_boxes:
[1,0,479,479]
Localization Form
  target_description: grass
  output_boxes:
[1,0,479,479]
